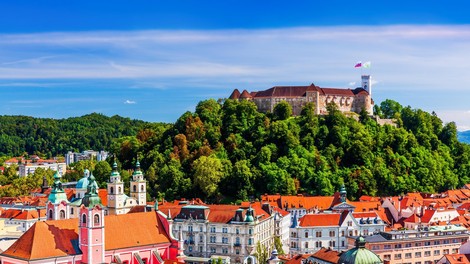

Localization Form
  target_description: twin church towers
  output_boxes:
[46,160,147,221]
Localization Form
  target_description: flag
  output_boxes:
[354,61,362,68]
[363,61,371,68]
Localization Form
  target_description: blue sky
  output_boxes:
[1,1,470,130]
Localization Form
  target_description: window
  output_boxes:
[434,250,440,256]
[82,214,87,224]
[424,241,431,246]
[133,185,137,192]
[405,253,412,259]
[341,230,345,237]
[305,231,308,238]
[188,226,193,232]
[141,185,144,191]
[329,241,336,247]
[329,230,335,237]
[199,235,203,243]
[222,248,228,254]
[94,214,100,225]
[222,227,228,233]
[210,226,216,233]
[249,229,253,235]
[248,238,252,245]
[60,210,65,219]
[70,207,74,214]
[210,236,216,243]
[110,187,114,194]
[236,237,240,245]
[236,249,240,255]
[188,246,193,252]
[222,237,228,244]
[236,228,239,234]
[211,247,216,253]
[394,244,402,249]
[424,251,431,257]
[199,246,203,252]
[315,241,322,248]
[49,209,53,219]
[415,252,421,258]
[118,187,122,193]
[394,254,401,260]
[405,243,412,248]
[316,231,322,237]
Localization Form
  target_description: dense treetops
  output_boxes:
[0,113,148,157]
[2,100,470,202]
[111,98,470,202]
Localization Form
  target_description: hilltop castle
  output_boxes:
[229,75,373,115]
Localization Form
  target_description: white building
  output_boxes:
[160,202,290,264]
[18,159,66,177]
[289,185,386,254]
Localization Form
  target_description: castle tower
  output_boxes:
[361,75,372,96]
[79,173,105,264]
[76,169,92,199]
[130,161,147,206]
[46,171,70,220]
[107,162,126,215]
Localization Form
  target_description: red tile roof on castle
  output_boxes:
[2,211,172,261]
[235,85,369,99]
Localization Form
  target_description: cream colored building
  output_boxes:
[356,225,469,264]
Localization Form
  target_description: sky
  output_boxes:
[1,1,470,130]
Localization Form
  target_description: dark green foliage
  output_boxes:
[0,113,148,157]
[3,98,469,202]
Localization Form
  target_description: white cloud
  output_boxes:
[2,25,470,128]
[124,100,136,104]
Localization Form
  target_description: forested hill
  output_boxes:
[458,130,470,144]
[109,98,470,202]
[0,113,149,157]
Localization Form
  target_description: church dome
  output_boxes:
[76,169,98,189]
[337,237,382,264]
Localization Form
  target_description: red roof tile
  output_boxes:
[299,213,341,227]
[311,247,341,263]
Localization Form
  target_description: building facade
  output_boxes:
[356,225,469,264]
[160,202,290,264]
[229,75,373,116]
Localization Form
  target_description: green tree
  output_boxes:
[94,161,112,188]
[274,236,285,255]
[192,155,225,198]
[272,101,292,121]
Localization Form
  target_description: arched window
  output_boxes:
[48,209,53,219]
[133,185,137,192]
[118,187,122,193]
[94,214,100,225]
[305,231,308,238]
[141,185,144,192]
[82,214,87,224]
[110,187,114,194]
[60,210,65,219]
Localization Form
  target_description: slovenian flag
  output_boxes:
[354,61,362,68]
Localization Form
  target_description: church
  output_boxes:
[0,163,182,264]
[229,75,373,116]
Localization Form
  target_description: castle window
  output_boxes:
[94,214,100,225]
[110,187,114,194]
[133,185,137,192]
[60,210,66,219]
[82,214,87,224]
[49,209,53,219]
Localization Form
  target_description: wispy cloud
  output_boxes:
[124,100,136,104]
[2,26,470,129]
